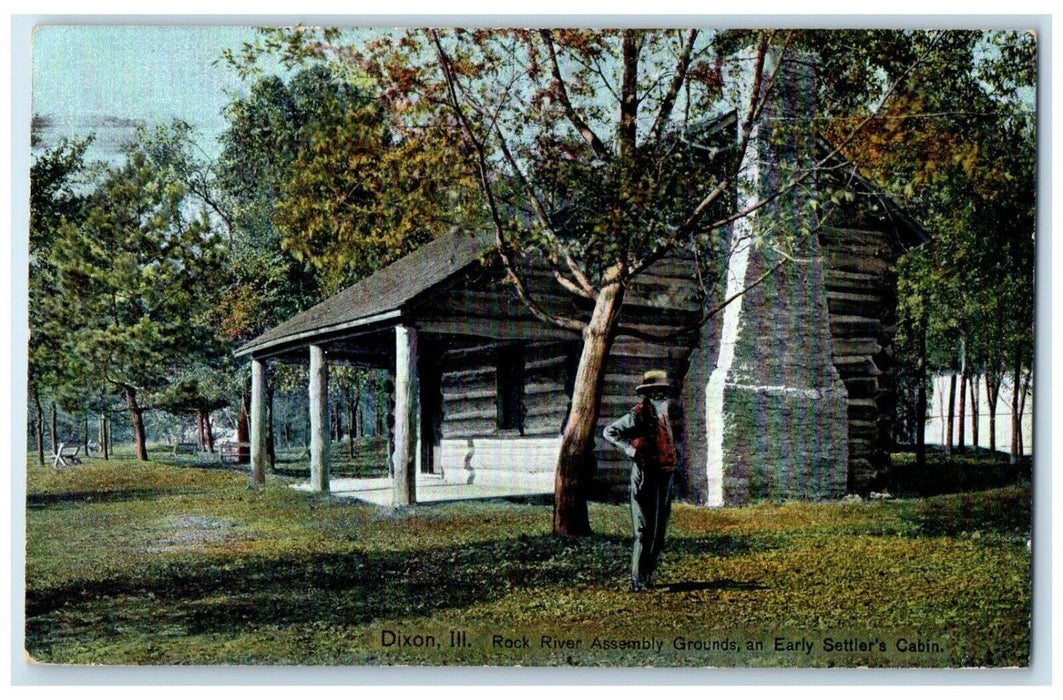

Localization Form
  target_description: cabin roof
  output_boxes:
[235,229,495,358]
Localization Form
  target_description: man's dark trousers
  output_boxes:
[630,464,674,588]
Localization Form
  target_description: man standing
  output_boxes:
[603,369,680,592]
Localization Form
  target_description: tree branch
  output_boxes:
[628,32,779,277]
[692,30,946,237]
[649,29,699,143]
[430,30,586,334]
[540,30,612,161]
[620,187,845,344]
[490,120,597,299]
[632,29,941,278]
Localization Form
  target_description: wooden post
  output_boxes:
[392,326,418,507]
[250,357,268,486]
[309,344,331,493]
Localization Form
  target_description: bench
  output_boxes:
[173,442,199,456]
[219,442,249,464]
[52,443,82,470]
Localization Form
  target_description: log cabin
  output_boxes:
[234,52,928,507]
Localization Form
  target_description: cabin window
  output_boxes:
[496,346,525,433]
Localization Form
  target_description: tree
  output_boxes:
[29,135,93,465]
[51,125,226,460]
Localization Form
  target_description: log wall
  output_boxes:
[411,220,907,501]
[818,224,899,493]
[413,253,703,499]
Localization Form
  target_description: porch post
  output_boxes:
[392,325,418,506]
[309,344,330,493]
[250,356,268,486]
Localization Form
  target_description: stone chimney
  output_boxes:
[697,46,849,506]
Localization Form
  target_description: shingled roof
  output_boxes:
[236,229,495,358]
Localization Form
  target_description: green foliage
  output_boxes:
[215,68,333,339]
[151,378,228,415]
[872,31,1037,445]
[29,135,93,259]
[217,63,476,312]
[49,124,227,400]
[29,136,94,409]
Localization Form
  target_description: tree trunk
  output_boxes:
[915,322,928,469]
[970,373,980,452]
[99,405,110,461]
[196,408,216,453]
[378,379,388,436]
[986,372,1002,455]
[33,389,45,467]
[945,372,957,456]
[348,398,356,459]
[957,371,968,453]
[237,392,251,465]
[50,402,58,456]
[1011,350,1021,465]
[1017,369,1031,456]
[125,386,149,461]
[347,380,360,459]
[353,379,362,439]
[957,342,968,453]
[330,399,336,442]
[948,376,956,456]
[205,413,214,453]
[83,412,90,455]
[553,279,625,537]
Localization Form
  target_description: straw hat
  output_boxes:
[635,369,674,396]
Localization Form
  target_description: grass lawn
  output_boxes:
[24,455,1031,667]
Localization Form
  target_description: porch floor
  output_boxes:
[290,477,552,506]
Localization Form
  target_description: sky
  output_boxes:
[32,25,267,159]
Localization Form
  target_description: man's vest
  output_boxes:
[630,400,678,473]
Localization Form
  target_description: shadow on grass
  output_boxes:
[27,487,207,509]
[885,448,1031,498]
[25,531,766,645]
[909,485,1032,537]
[659,579,766,593]
[26,535,613,629]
